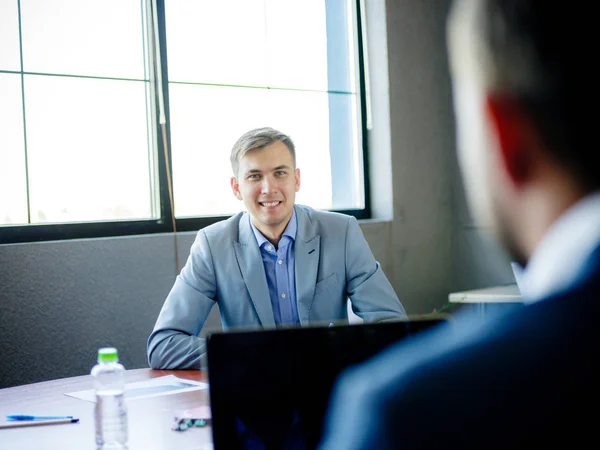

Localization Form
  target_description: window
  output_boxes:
[0,0,369,244]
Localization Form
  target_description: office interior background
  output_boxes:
[0,0,516,389]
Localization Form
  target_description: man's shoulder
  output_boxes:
[362,281,600,393]
[295,204,354,227]
[196,211,244,242]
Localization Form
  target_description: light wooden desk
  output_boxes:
[0,369,212,450]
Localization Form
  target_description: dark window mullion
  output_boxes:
[0,220,167,244]
[155,0,176,229]
[325,0,370,214]
[355,0,371,218]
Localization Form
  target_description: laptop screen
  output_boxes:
[207,318,445,450]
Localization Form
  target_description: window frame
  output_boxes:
[0,0,371,245]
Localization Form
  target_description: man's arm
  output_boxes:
[147,230,217,369]
[344,216,407,322]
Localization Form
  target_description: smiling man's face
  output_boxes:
[231,140,300,241]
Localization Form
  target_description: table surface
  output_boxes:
[0,368,212,450]
[449,283,523,303]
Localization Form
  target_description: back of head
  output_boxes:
[451,0,599,192]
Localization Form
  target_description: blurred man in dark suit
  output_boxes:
[319,1,600,448]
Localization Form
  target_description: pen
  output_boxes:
[0,418,80,429]
[6,415,74,421]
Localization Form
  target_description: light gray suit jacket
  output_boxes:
[147,205,406,369]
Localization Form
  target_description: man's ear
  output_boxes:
[485,94,535,187]
[230,177,243,200]
[295,168,301,192]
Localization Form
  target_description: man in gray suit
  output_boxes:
[147,127,407,369]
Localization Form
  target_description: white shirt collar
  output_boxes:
[519,191,600,303]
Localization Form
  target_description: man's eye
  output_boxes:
[248,174,260,180]
[275,171,287,176]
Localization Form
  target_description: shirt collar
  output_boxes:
[519,191,600,303]
[249,207,297,249]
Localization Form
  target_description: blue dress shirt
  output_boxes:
[249,210,299,326]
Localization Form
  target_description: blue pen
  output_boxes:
[6,415,74,421]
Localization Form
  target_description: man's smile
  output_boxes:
[259,201,282,207]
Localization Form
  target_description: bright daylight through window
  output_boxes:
[0,0,368,243]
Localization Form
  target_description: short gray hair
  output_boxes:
[230,127,296,177]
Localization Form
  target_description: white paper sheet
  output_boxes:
[65,375,209,402]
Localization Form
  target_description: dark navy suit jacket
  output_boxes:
[319,244,600,449]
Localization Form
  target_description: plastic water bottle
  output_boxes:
[91,347,128,449]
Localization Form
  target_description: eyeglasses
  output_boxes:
[171,416,212,431]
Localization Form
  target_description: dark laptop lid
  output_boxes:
[207,318,446,450]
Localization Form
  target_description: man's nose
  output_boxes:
[261,176,277,193]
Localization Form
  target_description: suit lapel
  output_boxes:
[234,215,276,328]
[295,206,320,325]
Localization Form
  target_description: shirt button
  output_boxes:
[266,245,273,251]
[277,260,283,265]
[281,293,286,298]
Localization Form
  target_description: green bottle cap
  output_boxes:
[97,347,119,363]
